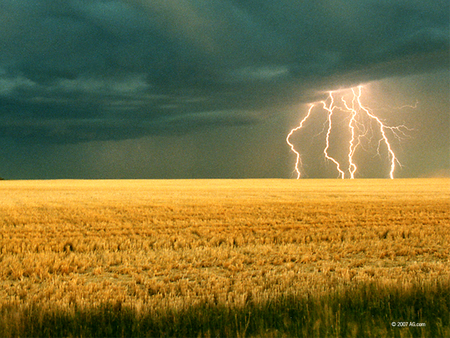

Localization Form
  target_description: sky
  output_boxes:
[0,0,449,179]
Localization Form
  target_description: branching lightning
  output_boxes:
[286,105,314,179]
[322,94,345,179]
[286,85,412,179]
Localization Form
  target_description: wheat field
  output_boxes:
[0,178,449,336]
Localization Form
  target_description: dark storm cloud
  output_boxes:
[0,0,448,143]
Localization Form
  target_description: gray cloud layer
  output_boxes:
[1,0,448,143]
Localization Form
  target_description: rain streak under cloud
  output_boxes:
[0,0,448,179]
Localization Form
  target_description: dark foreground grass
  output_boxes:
[1,280,448,338]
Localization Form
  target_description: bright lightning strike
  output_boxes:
[286,85,412,179]
[286,105,314,179]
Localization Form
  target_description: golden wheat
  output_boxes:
[0,179,448,312]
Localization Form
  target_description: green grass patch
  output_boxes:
[1,279,448,337]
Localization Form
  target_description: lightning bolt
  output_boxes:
[322,93,345,179]
[352,86,400,179]
[342,91,360,179]
[286,104,314,179]
[287,85,412,179]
